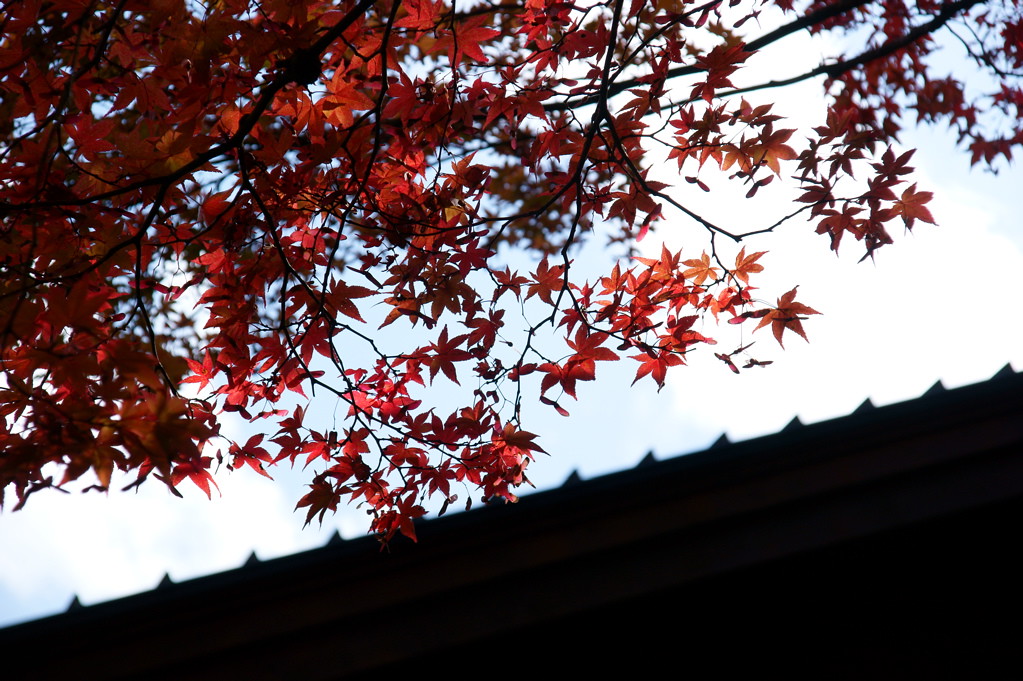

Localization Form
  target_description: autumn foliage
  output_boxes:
[1,0,1020,540]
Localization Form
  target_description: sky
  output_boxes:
[2,10,1022,629]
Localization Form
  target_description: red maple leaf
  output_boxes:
[893,183,936,229]
[432,15,500,63]
[754,287,821,347]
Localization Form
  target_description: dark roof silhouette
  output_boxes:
[3,365,1023,679]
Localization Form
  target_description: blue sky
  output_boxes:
[2,11,1022,629]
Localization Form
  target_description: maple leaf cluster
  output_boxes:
[0,0,1018,540]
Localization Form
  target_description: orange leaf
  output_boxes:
[754,286,821,347]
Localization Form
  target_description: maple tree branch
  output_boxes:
[239,159,469,456]
[724,0,986,99]
[132,241,181,399]
[734,203,816,239]
[742,0,874,53]
[603,117,742,242]
[546,0,874,113]
[943,15,1023,79]
[616,0,724,75]
[547,0,628,322]
[130,180,186,397]
[322,0,402,290]
[239,159,345,406]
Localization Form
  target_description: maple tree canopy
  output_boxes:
[1,0,1020,541]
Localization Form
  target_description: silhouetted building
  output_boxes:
[4,367,1023,679]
